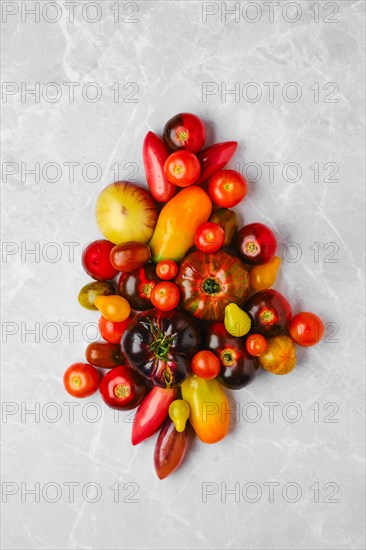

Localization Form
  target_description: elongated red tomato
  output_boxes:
[143,132,176,202]
[196,141,238,185]
[132,387,177,445]
[154,418,189,479]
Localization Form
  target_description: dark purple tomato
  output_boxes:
[163,113,206,153]
[243,289,292,337]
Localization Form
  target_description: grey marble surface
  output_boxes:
[1,1,365,549]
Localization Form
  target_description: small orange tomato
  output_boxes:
[156,260,179,280]
[63,363,100,398]
[98,316,131,344]
[150,282,180,311]
[94,295,131,322]
[250,256,281,291]
[246,334,268,357]
[191,350,220,379]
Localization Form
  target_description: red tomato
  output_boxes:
[289,312,324,347]
[82,240,119,281]
[236,223,277,265]
[164,151,201,187]
[195,222,225,253]
[191,350,220,379]
[156,260,179,281]
[99,365,148,410]
[246,334,268,357]
[63,363,100,398]
[150,282,180,311]
[163,112,206,152]
[98,315,131,344]
[208,170,248,208]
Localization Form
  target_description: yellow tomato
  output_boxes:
[250,256,281,291]
[94,295,131,322]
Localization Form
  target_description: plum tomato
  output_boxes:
[235,222,277,265]
[118,264,159,311]
[208,170,247,208]
[82,240,119,281]
[289,312,324,347]
[164,151,201,187]
[94,295,131,322]
[246,334,268,357]
[63,363,100,398]
[191,350,220,379]
[99,365,148,410]
[151,282,180,311]
[163,112,206,152]
[156,260,179,281]
[195,222,225,254]
[85,342,124,368]
[244,289,292,337]
[98,316,131,344]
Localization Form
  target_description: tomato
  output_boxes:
[63,363,100,398]
[259,335,296,375]
[235,223,277,265]
[118,264,159,311]
[143,131,176,202]
[82,240,119,281]
[224,303,251,337]
[195,222,225,253]
[175,250,250,321]
[85,342,124,368]
[209,208,238,247]
[154,418,189,479]
[94,295,131,322]
[110,242,151,272]
[78,281,115,310]
[191,350,220,379]
[99,365,148,410]
[150,282,180,311]
[205,322,258,389]
[244,290,292,337]
[169,400,190,432]
[156,260,179,281]
[196,141,237,185]
[98,316,131,344]
[208,170,247,208]
[289,312,324,347]
[246,334,267,357]
[250,256,281,290]
[163,112,206,152]
[132,387,177,445]
[164,151,200,187]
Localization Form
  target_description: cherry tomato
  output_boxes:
[150,282,180,311]
[208,170,247,208]
[163,112,206,152]
[164,151,200,187]
[236,223,277,265]
[82,240,119,281]
[289,312,324,347]
[156,260,179,281]
[98,316,131,344]
[63,363,100,398]
[94,295,131,322]
[195,222,225,253]
[191,350,220,379]
[246,334,268,357]
[99,365,148,410]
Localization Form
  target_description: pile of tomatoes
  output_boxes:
[64,113,324,479]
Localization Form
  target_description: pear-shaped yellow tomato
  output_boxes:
[95,182,158,245]
[94,295,130,322]
[169,400,190,433]
[149,186,212,263]
[258,335,296,375]
[250,256,281,291]
[224,303,251,337]
[181,375,229,444]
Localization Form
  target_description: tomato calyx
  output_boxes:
[140,282,154,298]
[72,376,81,387]
[259,307,278,326]
[220,349,235,367]
[244,238,260,257]
[176,127,189,144]
[114,384,131,399]
[202,277,222,296]
[141,319,177,361]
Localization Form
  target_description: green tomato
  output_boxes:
[78,281,115,310]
